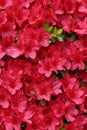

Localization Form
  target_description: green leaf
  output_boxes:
[48,26,53,32]
[40,99,46,106]
[51,33,57,37]
[55,76,59,80]
[79,80,86,86]
[21,123,26,130]
[57,34,64,42]
[60,127,65,130]
[31,91,36,95]
[43,23,53,32]
[57,29,63,35]
[85,63,87,72]
[53,27,58,35]
[70,34,77,41]
[43,23,49,32]
[59,70,66,77]
[49,37,56,43]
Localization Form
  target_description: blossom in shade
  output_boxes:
[0,87,11,108]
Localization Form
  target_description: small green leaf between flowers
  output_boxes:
[43,23,49,32]
[59,70,66,77]
[70,34,77,41]
[48,26,53,32]
[43,23,53,32]
[57,34,64,42]
[53,27,58,35]
[40,99,46,106]
[31,91,36,95]
[60,127,65,130]
[49,37,56,43]
[44,23,64,43]
[55,76,59,80]
[85,63,87,72]
[57,29,63,35]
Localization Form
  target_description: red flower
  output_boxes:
[64,0,77,14]
[4,109,33,130]
[23,0,35,8]
[65,101,78,122]
[0,22,16,38]
[2,68,23,95]
[42,106,62,130]
[51,0,64,15]
[0,37,21,59]
[0,0,13,9]
[74,17,87,35]
[62,74,84,104]
[28,4,43,26]
[34,78,54,101]
[0,0,87,129]
[12,6,29,26]
[0,107,4,126]
[61,15,75,32]
[38,58,57,77]
[38,44,65,77]
[18,28,39,59]
[36,28,51,47]
[11,90,27,113]
[0,11,7,27]
[78,0,87,14]
[51,99,65,118]
[0,87,11,108]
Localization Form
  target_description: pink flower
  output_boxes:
[0,87,11,108]
[62,74,84,104]
[12,6,29,27]
[34,78,54,101]
[43,113,61,130]
[64,0,77,14]
[26,114,44,130]
[51,0,64,15]
[0,107,4,126]
[51,99,65,118]
[28,4,43,26]
[18,28,39,59]
[0,37,21,59]
[66,84,84,104]
[0,0,13,9]
[75,116,87,130]
[52,80,62,95]
[36,28,51,47]
[42,106,62,130]
[38,59,56,77]
[78,71,87,83]
[0,11,7,27]
[65,101,78,122]
[74,17,87,35]
[0,22,16,38]
[65,122,77,130]
[71,51,85,70]
[78,0,87,14]
[23,0,35,8]
[11,90,27,113]
[61,15,75,32]
[2,68,23,95]
[4,109,33,130]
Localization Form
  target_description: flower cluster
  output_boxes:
[0,0,87,130]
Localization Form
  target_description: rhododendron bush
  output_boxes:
[0,0,87,130]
